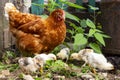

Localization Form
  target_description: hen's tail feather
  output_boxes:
[4,3,18,20]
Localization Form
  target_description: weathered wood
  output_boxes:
[101,1,120,55]
[0,0,9,50]
[13,0,31,13]
[31,0,44,15]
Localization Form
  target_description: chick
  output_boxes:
[78,49,114,72]
[18,57,39,73]
[47,53,57,61]
[70,53,82,61]
[33,53,56,73]
[56,48,70,62]
[34,53,56,64]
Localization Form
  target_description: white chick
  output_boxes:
[47,53,57,61]
[33,53,56,73]
[34,53,56,64]
[70,53,82,61]
[56,48,70,62]
[18,57,39,73]
[78,49,114,70]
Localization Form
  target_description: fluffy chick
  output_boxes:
[18,57,39,73]
[56,48,70,62]
[34,53,56,73]
[34,53,56,64]
[78,49,114,71]
[70,53,82,61]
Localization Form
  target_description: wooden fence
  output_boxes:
[0,0,98,51]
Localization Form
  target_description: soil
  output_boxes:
[0,49,120,80]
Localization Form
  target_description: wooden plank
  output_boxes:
[56,0,67,10]
[31,0,44,15]
[0,0,9,50]
[88,0,95,12]
[76,0,83,5]
[76,0,83,12]
[3,28,10,48]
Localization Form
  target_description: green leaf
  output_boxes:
[67,29,75,35]
[86,19,96,28]
[80,19,87,28]
[89,43,102,53]
[73,33,88,46]
[95,29,103,33]
[94,33,105,46]
[60,0,86,9]
[101,34,111,38]
[69,22,78,30]
[88,5,99,11]
[76,27,84,33]
[88,29,96,37]
[69,22,84,33]
[65,12,80,23]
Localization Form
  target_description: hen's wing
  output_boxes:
[18,19,43,32]
[5,3,41,28]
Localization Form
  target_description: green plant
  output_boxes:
[44,60,78,77]
[67,6,111,53]
[0,62,19,72]
[2,51,17,63]
[32,0,110,53]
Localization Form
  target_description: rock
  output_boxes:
[53,75,65,80]
[23,74,34,80]
[0,70,10,78]
[42,78,50,80]
[81,74,95,80]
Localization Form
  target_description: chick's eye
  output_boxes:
[36,63,41,67]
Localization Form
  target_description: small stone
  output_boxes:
[0,70,10,78]
[43,78,50,80]
[1,70,10,76]
[81,74,95,80]
[23,74,34,80]
[53,75,65,80]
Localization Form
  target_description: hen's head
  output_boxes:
[50,9,65,22]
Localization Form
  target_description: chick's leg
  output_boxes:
[88,64,97,74]
[39,66,43,74]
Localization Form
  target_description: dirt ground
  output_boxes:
[0,49,120,80]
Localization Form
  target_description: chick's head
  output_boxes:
[70,53,79,60]
[56,48,70,60]
[56,52,68,60]
[18,57,34,66]
[33,55,45,66]
[47,53,57,61]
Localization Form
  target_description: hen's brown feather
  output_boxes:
[5,3,66,56]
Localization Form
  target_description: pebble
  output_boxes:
[0,70,10,78]
[23,74,34,80]
[81,74,95,80]
[53,75,65,80]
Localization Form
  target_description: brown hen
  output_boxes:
[4,3,66,56]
